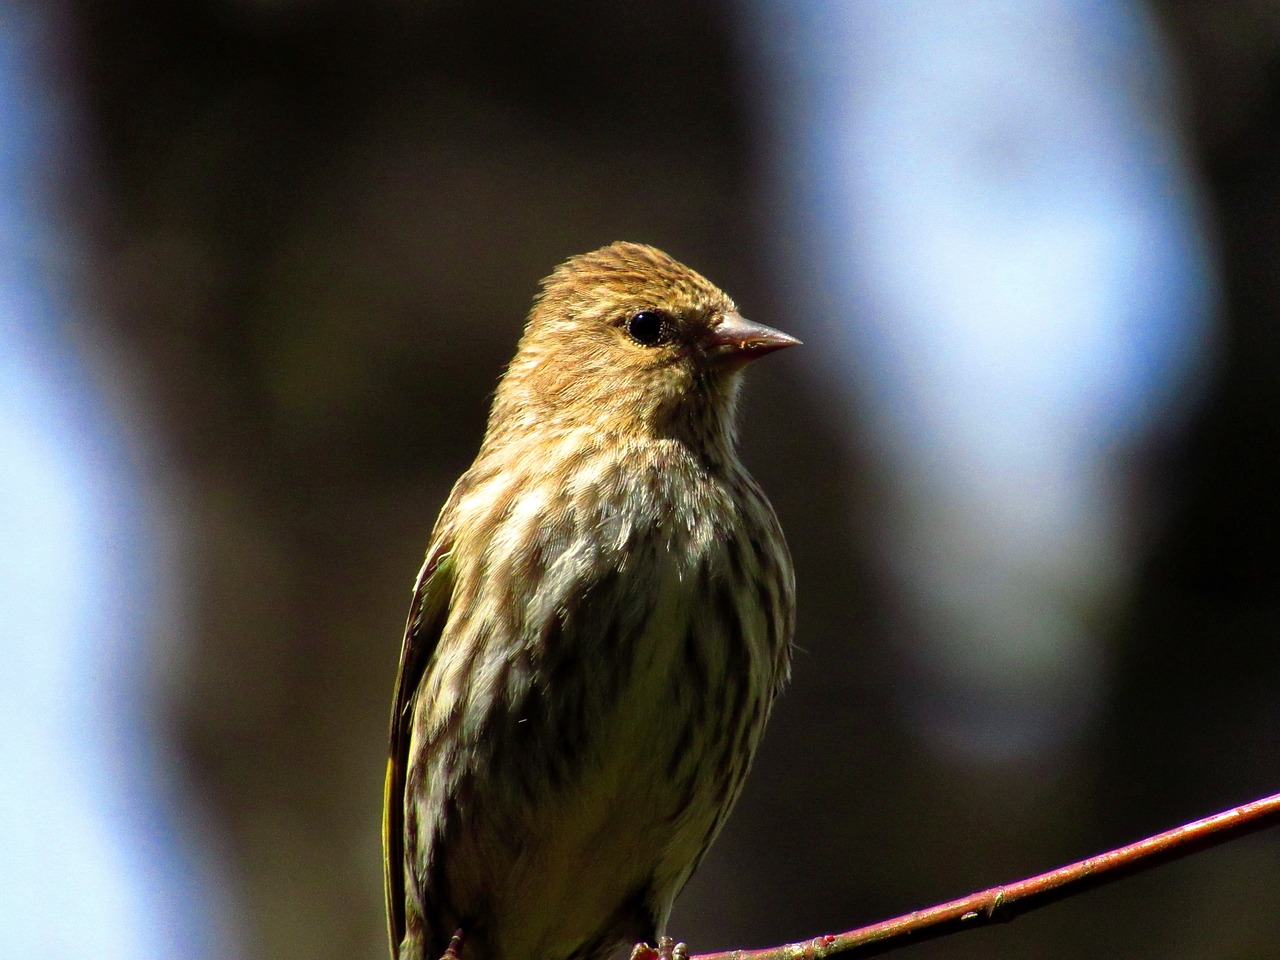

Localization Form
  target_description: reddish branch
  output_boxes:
[693,790,1280,960]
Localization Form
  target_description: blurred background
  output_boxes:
[3,0,1279,957]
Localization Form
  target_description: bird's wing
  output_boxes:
[384,536,456,959]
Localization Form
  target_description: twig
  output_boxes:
[693,790,1280,960]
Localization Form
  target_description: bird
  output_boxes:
[383,241,798,960]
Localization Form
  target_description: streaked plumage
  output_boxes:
[384,242,797,960]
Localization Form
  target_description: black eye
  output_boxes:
[625,310,673,347]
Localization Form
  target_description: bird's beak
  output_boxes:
[705,312,802,367]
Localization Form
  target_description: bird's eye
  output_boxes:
[625,310,673,347]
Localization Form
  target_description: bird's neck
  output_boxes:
[483,384,742,475]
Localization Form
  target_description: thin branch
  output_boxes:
[693,790,1280,960]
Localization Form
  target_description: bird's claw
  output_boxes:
[632,937,688,960]
[438,928,466,960]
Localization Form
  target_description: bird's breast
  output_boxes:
[428,438,789,960]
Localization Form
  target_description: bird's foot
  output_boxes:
[439,928,466,960]
[630,937,688,960]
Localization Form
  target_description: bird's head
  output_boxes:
[488,242,798,454]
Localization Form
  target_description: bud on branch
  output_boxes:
[693,790,1280,960]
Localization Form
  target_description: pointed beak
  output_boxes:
[705,312,801,367]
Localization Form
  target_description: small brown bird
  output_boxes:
[384,242,798,960]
